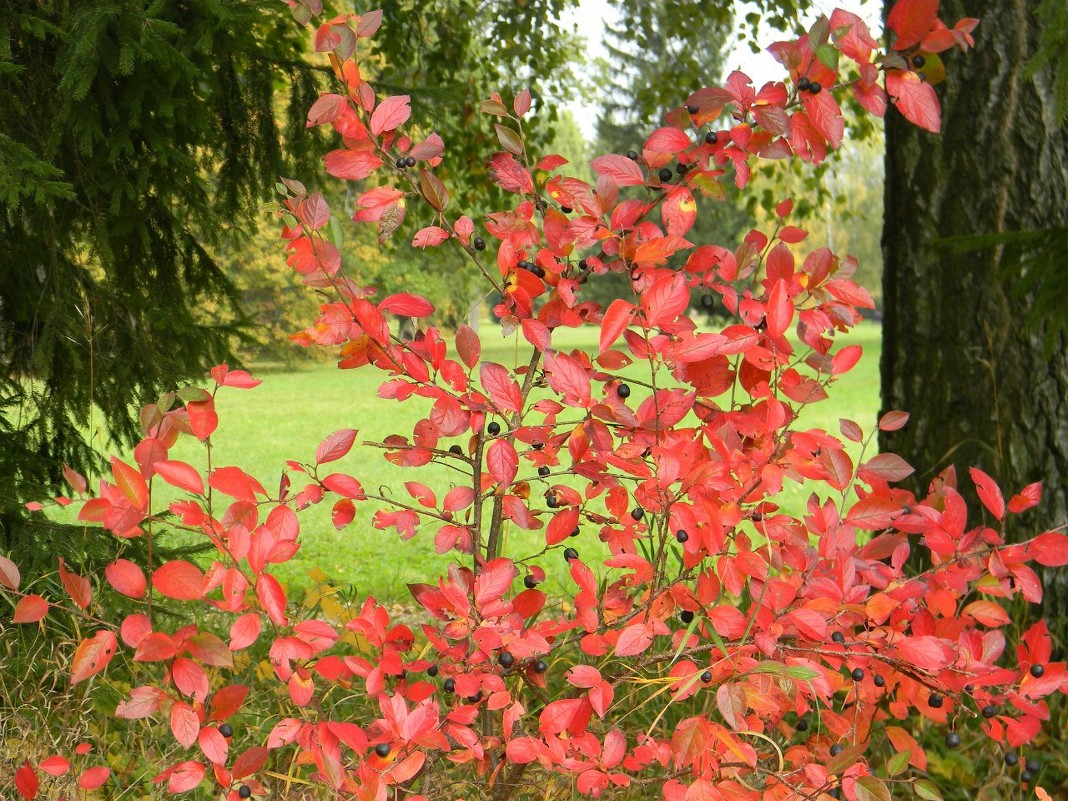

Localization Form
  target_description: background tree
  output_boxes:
[0,0,325,537]
[879,0,1068,643]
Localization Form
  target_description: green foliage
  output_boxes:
[1028,0,1068,125]
[0,0,321,522]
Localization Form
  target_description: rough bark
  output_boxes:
[881,0,1068,643]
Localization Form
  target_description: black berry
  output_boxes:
[546,492,559,508]
[238,786,252,799]
[916,71,926,82]
[873,674,886,687]
[912,54,926,68]
[443,678,455,693]
[563,547,579,562]
[831,631,845,644]
[1005,752,1019,766]
[685,104,698,115]
[538,466,550,477]
[219,723,233,738]
[658,167,673,183]
[680,610,694,624]
[404,156,416,168]
[829,743,843,756]
[395,157,407,169]
[1022,770,1034,783]
[796,718,808,731]
[524,575,538,589]
[474,236,486,251]
[704,131,717,145]
[798,76,811,91]
[1030,664,1045,678]
[808,81,822,94]
[531,265,545,278]
[851,668,864,682]
[487,421,501,436]
[498,651,514,668]
[560,206,572,213]
[467,692,482,703]
[829,790,841,800]
[675,530,688,543]
[676,162,689,175]
[626,150,638,160]
[449,445,463,456]
[533,659,548,673]
[701,671,712,683]
[427,664,439,677]
[375,743,391,757]
[928,693,944,708]
[570,526,580,537]
[578,258,588,270]
[982,704,998,718]
[1026,759,1041,774]
[630,507,644,521]
[616,383,631,398]
[945,731,961,749]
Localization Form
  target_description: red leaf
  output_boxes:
[831,344,863,375]
[153,561,206,601]
[153,461,205,495]
[379,293,435,317]
[230,613,262,650]
[208,466,266,503]
[886,0,939,50]
[163,761,206,794]
[199,727,229,764]
[356,9,383,37]
[455,324,481,369]
[412,225,450,248]
[78,766,111,791]
[788,608,827,640]
[63,463,88,495]
[539,698,591,736]
[615,623,654,656]
[886,70,941,133]
[765,279,793,337]
[590,154,645,187]
[644,127,691,154]
[324,149,383,180]
[370,95,411,136]
[878,410,910,431]
[480,362,524,414]
[15,761,38,800]
[171,701,200,748]
[845,496,901,530]
[58,558,91,610]
[71,630,118,685]
[306,93,347,127]
[892,635,950,671]
[513,88,532,117]
[332,498,355,530]
[38,756,70,776]
[858,453,915,484]
[642,274,690,327]
[543,352,591,408]
[969,467,1005,520]
[232,746,269,780]
[963,600,1011,627]
[1026,532,1068,567]
[486,439,519,486]
[474,558,517,607]
[599,299,634,353]
[316,429,357,464]
[802,90,844,149]
[0,554,20,590]
[546,508,581,546]
[488,152,534,194]
[256,574,288,626]
[106,559,147,598]
[208,684,249,720]
[12,594,48,624]
[1008,482,1042,514]
[185,398,218,440]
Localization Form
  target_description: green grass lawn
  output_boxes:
[53,321,883,604]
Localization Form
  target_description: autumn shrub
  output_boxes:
[3,1,1067,800]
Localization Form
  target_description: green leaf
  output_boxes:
[886,748,911,777]
[854,776,891,801]
[914,779,943,801]
[815,43,840,72]
[750,662,819,680]
[494,124,524,156]
[328,217,345,248]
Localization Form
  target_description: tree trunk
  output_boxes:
[881,0,1068,645]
